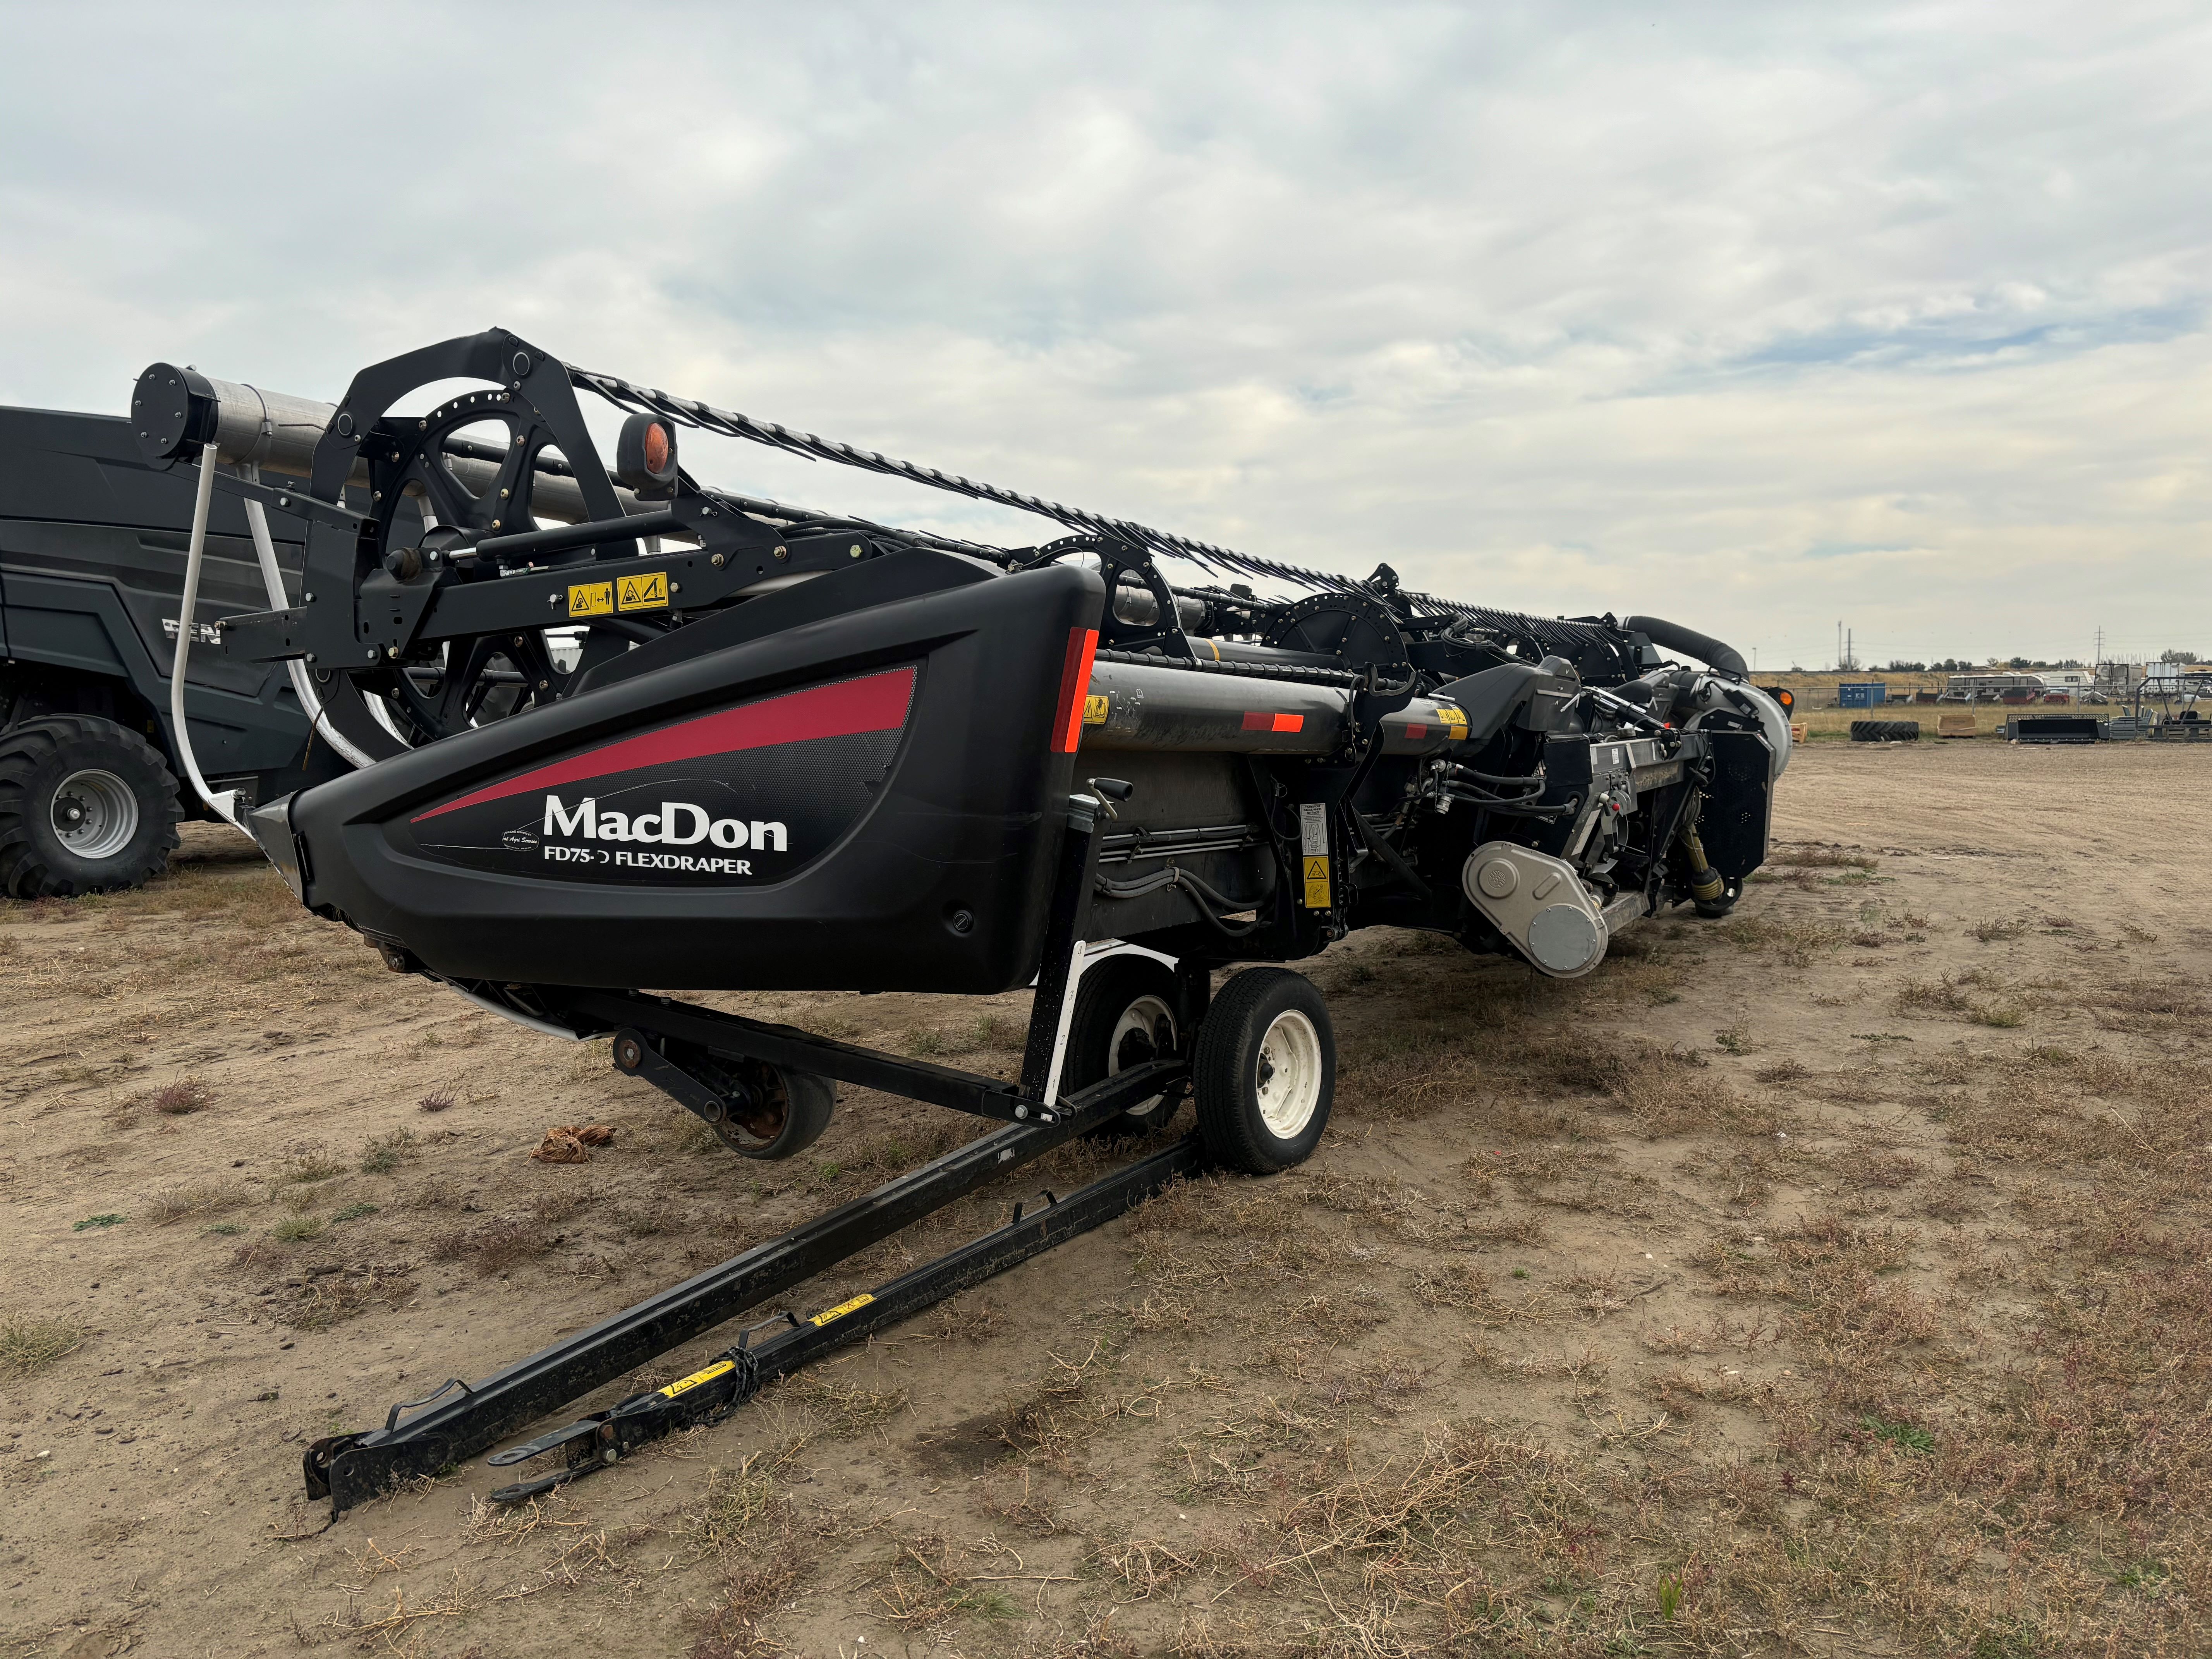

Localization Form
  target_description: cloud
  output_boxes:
[2,1,2207,665]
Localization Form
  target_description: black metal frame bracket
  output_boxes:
[482,1133,1206,1505]
[305,1055,1188,1515]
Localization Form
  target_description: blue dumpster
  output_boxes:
[1838,682,1887,708]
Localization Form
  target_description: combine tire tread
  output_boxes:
[1849,719,1921,743]
[0,715,182,899]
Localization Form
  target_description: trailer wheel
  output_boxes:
[716,1061,836,1161]
[1066,955,1185,1137]
[0,715,182,900]
[1192,969,1334,1174]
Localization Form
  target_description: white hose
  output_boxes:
[171,450,244,828]
[238,462,378,771]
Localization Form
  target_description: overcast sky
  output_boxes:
[4,3,2207,668]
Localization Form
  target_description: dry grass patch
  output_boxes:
[278,1141,347,1183]
[0,1314,83,1376]
[770,1374,910,1437]
[1773,845,1880,871]
[273,1263,417,1330]
[432,1217,560,1275]
[1895,971,2039,1029]
[145,1179,248,1225]
[358,1127,418,1173]
[144,1076,213,1115]
[1719,914,1851,966]
[2079,977,2209,1032]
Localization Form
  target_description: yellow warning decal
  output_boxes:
[809,1292,875,1328]
[567,581,614,619]
[658,1358,737,1400]
[1437,704,1468,737]
[1302,855,1331,909]
[617,571,670,612]
[1083,694,1109,726]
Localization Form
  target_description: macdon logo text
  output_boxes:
[539,795,788,876]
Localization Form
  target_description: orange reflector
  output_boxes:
[643,421,670,476]
[1053,627,1099,753]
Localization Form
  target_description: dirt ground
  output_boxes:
[4,739,2210,1658]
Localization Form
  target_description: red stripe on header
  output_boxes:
[411,667,917,822]
[1053,628,1099,754]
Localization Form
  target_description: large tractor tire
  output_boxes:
[1849,720,1921,743]
[0,716,182,898]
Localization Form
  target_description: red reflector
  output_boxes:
[1241,711,1304,733]
[1241,711,1269,731]
[1404,721,1426,739]
[1053,627,1099,754]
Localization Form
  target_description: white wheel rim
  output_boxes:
[1254,1008,1323,1139]
[1108,993,1177,1117]
[52,768,139,860]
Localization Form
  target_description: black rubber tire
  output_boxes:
[1192,968,1334,1175]
[1065,955,1184,1139]
[1693,874,1742,920]
[716,1062,836,1161]
[1850,719,1920,743]
[0,715,182,900]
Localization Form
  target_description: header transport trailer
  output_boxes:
[134,328,1790,1513]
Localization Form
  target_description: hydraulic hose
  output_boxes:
[238,463,377,771]
[1622,615,1748,680]
[171,451,243,828]
[1094,863,1260,936]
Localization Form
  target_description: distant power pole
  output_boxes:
[1837,621,1843,672]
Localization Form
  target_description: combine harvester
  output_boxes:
[133,329,1788,1515]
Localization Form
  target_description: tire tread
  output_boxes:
[0,715,182,898]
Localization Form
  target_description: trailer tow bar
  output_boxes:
[484,1132,1204,1504]
[302,1058,1190,1518]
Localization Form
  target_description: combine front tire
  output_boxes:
[0,716,181,899]
[1192,968,1334,1174]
